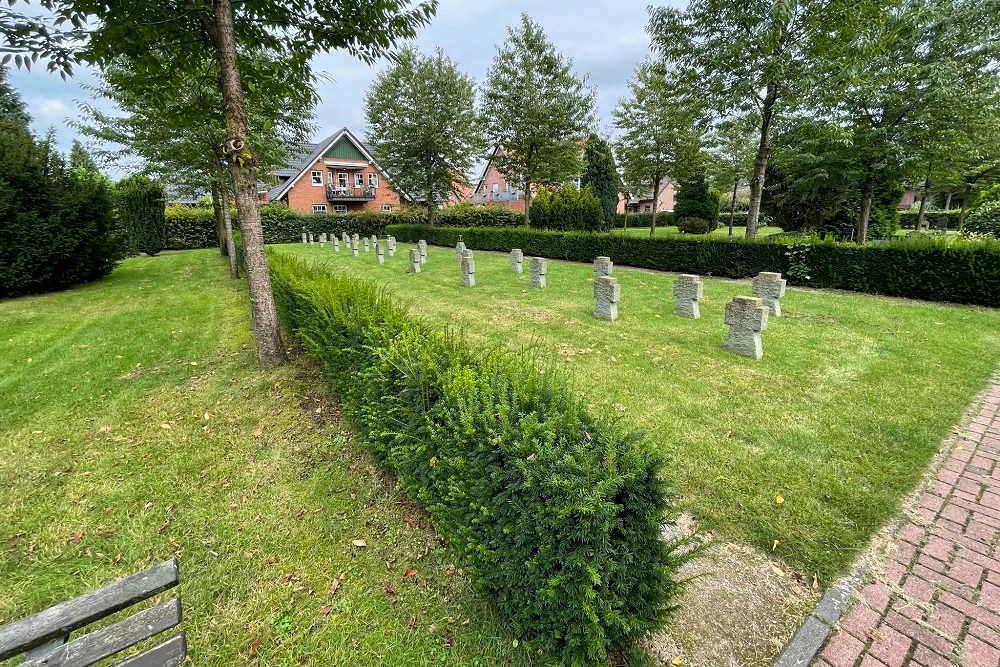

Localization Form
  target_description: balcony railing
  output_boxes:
[470,190,525,204]
[326,185,376,201]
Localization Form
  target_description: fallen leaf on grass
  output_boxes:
[68,531,84,545]
[671,657,683,666]
[352,539,367,548]
[160,423,171,430]
[253,429,263,438]
[321,604,333,616]
[248,638,261,658]
[775,495,784,505]
[404,567,417,577]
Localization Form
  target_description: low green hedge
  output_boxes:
[165,206,219,250]
[268,253,688,665]
[387,224,1000,307]
[899,210,961,229]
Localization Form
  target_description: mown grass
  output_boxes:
[611,224,784,238]
[277,241,1000,581]
[0,250,532,666]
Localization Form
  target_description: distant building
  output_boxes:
[618,180,676,214]
[260,128,407,214]
[467,146,528,212]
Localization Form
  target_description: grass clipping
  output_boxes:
[269,252,692,665]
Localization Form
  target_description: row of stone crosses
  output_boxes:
[301,231,786,360]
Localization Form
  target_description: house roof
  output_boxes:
[263,128,406,202]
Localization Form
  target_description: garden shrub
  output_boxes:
[268,253,688,665]
[164,205,219,250]
[529,184,603,231]
[964,201,1000,238]
[387,224,1000,307]
[1,119,123,298]
[675,216,710,235]
[115,174,166,256]
[674,171,719,229]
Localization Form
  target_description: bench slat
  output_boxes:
[0,560,178,660]
[20,598,181,667]
[111,633,187,667]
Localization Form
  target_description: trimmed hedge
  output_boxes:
[387,224,1000,307]
[268,253,687,665]
[964,201,1000,238]
[899,210,961,229]
[165,206,219,250]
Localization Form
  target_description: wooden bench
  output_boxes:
[0,559,186,666]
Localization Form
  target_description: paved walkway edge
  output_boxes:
[772,373,1000,667]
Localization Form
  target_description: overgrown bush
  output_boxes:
[165,205,219,250]
[964,201,1000,238]
[675,216,710,234]
[529,184,603,231]
[387,224,1000,306]
[1,121,122,298]
[269,253,687,665]
[115,174,166,256]
[674,171,719,230]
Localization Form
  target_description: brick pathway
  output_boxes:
[815,381,1000,667]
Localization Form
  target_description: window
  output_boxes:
[311,171,322,186]
[368,173,379,188]
[354,172,364,187]
[333,204,347,213]
[328,171,334,184]
[312,204,327,214]
[492,183,499,193]
[643,204,651,212]
[381,204,392,212]
[338,173,348,188]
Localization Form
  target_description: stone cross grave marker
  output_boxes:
[319,233,326,247]
[531,257,547,288]
[307,232,314,244]
[723,296,769,360]
[375,241,384,265]
[460,249,476,287]
[418,240,427,264]
[510,248,523,274]
[594,275,621,321]
[351,234,359,257]
[363,237,370,252]
[301,232,307,244]
[456,236,466,263]
[673,274,703,319]
[751,271,786,316]
[332,237,340,252]
[409,248,421,273]
[370,234,377,248]
[387,236,396,257]
[342,231,349,246]
[593,256,613,297]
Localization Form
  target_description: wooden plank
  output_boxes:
[0,560,178,660]
[20,598,181,667]
[110,633,186,667]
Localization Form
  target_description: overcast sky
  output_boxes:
[9,0,679,175]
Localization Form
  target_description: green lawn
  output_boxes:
[276,241,1000,581]
[0,250,532,666]
[611,224,784,239]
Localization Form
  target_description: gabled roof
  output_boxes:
[264,127,408,202]
[473,145,503,195]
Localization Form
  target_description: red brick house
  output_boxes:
[618,180,676,214]
[261,128,409,214]
[467,146,528,212]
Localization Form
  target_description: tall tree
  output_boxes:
[581,133,620,230]
[2,0,434,368]
[647,0,865,238]
[479,14,594,226]
[365,45,483,224]
[612,60,703,237]
[0,65,30,126]
[824,0,999,242]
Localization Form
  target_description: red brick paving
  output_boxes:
[815,382,1000,667]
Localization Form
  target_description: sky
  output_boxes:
[8,0,678,176]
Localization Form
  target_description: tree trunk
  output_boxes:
[211,180,227,255]
[746,83,777,239]
[958,183,972,231]
[212,0,285,368]
[426,196,436,225]
[623,200,629,232]
[728,175,738,236]
[857,168,876,244]
[221,183,238,278]
[944,190,953,211]
[915,162,932,232]
[523,179,532,226]
[650,175,661,238]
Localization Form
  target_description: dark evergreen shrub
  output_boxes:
[115,174,166,256]
[268,253,689,665]
[529,184,602,231]
[386,224,1000,307]
[674,171,719,227]
[675,216,710,234]
[0,119,122,298]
